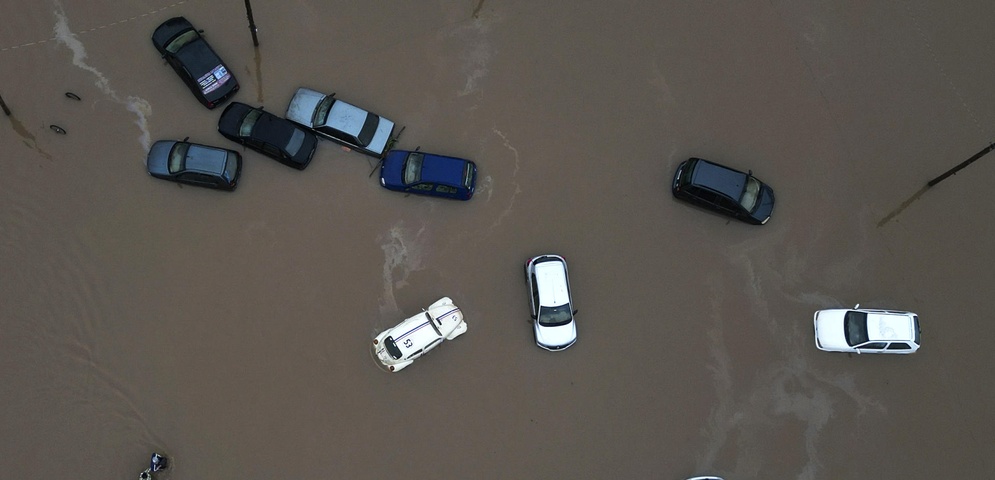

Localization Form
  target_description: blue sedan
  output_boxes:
[379,149,477,200]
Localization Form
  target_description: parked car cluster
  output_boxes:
[147,16,920,375]
[147,16,477,200]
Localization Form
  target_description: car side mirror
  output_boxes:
[573,309,579,315]
[854,303,860,309]
[530,313,537,319]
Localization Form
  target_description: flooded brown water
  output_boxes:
[3,1,994,478]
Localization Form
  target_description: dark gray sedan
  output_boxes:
[218,102,317,170]
[147,140,242,191]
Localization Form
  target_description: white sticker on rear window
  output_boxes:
[198,65,231,95]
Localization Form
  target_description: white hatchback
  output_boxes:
[525,255,578,351]
[373,297,467,372]
[813,304,921,354]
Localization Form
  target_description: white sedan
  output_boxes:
[525,254,578,351]
[813,304,920,354]
[372,297,467,372]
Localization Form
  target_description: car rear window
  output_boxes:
[844,311,869,346]
[357,113,379,147]
[383,337,403,360]
[223,152,238,181]
[286,129,305,156]
[463,163,474,189]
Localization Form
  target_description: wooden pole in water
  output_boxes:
[0,93,11,116]
[244,0,259,47]
[927,142,995,188]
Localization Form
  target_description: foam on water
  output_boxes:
[378,221,426,317]
[52,1,152,152]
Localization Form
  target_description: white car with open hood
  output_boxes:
[813,304,920,354]
[373,297,467,372]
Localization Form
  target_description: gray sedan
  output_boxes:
[147,140,242,191]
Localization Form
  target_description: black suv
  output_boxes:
[672,157,775,225]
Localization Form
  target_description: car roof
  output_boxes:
[690,158,747,200]
[174,37,224,78]
[252,112,299,147]
[387,312,443,359]
[185,143,230,174]
[419,152,472,186]
[325,100,370,136]
[866,313,915,342]
[534,258,570,307]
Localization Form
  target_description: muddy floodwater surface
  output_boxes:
[2,1,995,479]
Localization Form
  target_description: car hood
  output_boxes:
[814,309,849,350]
[286,88,324,127]
[217,102,252,138]
[750,185,775,224]
[146,140,177,176]
[536,321,577,350]
[380,150,407,186]
[151,17,193,51]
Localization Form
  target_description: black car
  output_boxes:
[151,17,239,109]
[672,157,775,225]
[147,139,242,191]
[218,102,318,170]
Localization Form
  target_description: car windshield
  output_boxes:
[383,337,403,360]
[538,304,572,327]
[739,176,761,211]
[844,310,869,346]
[165,30,199,54]
[168,143,189,174]
[403,152,424,184]
[463,163,474,189]
[357,113,379,147]
[222,152,238,181]
[286,129,305,156]
[239,109,262,137]
[314,95,335,126]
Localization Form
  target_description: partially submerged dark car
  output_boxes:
[152,16,238,109]
[672,157,775,225]
[147,139,242,191]
[218,102,318,170]
[379,149,477,200]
